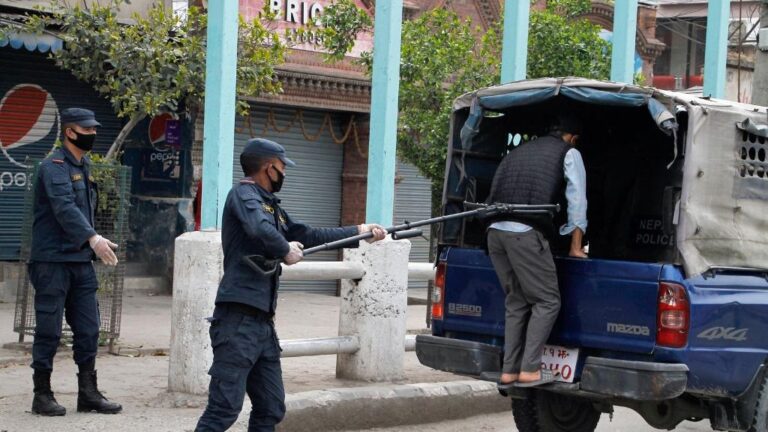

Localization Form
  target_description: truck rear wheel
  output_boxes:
[748,374,768,432]
[512,391,601,432]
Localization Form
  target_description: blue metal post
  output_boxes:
[365,0,403,226]
[500,0,530,83]
[703,0,730,98]
[200,1,239,229]
[610,0,639,84]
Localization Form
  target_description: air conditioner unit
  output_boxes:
[760,28,768,51]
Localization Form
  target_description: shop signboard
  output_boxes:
[238,0,373,57]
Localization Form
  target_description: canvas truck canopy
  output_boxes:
[446,77,768,277]
[659,90,768,276]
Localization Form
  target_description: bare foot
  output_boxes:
[499,373,519,384]
[518,370,541,383]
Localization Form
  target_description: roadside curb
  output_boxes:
[1,341,169,357]
[274,380,508,431]
[156,380,508,431]
[0,353,29,368]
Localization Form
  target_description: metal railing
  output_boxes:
[170,236,435,393]
[278,261,434,358]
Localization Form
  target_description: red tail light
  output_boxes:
[656,282,689,348]
[431,262,446,320]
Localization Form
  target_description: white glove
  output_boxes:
[89,234,118,266]
[358,224,388,243]
[283,241,304,265]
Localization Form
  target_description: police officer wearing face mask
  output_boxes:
[28,108,122,416]
[195,138,387,432]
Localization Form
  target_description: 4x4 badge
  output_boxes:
[697,327,748,341]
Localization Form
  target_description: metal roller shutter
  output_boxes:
[0,47,121,260]
[394,161,433,291]
[234,105,345,292]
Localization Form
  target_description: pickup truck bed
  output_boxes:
[416,247,768,431]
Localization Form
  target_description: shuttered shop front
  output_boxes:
[0,46,120,260]
[234,105,346,292]
[394,161,433,291]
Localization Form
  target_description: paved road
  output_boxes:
[358,407,714,432]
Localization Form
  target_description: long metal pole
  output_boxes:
[200,1,238,229]
[305,204,559,254]
[366,0,403,226]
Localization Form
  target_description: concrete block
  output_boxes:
[0,262,22,304]
[336,238,411,381]
[168,230,223,394]
[123,275,170,295]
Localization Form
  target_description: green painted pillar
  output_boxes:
[365,0,403,225]
[500,0,530,83]
[200,1,238,229]
[610,0,639,84]
[703,0,730,98]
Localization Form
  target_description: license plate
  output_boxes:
[541,345,579,383]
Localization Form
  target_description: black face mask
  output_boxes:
[69,129,96,151]
[269,165,285,193]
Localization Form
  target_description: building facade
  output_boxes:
[185,0,500,291]
[651,0,761,103]
[7,0,722,293]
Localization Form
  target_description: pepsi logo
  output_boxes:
[0,84,59,168]
[148,112,178,151]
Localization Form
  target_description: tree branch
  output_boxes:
[105,112,146,160]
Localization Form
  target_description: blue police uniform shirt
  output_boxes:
[216,180,359,314]
[30,147,97,262]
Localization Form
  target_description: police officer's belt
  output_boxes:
[219,302,274,321]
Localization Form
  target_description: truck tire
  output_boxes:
[512,396,540,432]
[512,391,601,432]
[748,374,768,432]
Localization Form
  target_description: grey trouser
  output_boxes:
[487,229,561,373]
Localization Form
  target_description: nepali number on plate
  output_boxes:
[541,344,579,383]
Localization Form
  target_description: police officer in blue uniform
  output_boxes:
[195,138,386,432]
[28,108,122,416]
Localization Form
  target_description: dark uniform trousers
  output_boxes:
[30,262,100,371]
[196,303,285,432]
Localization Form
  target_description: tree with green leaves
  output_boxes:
[0,0,370,159]
[365,0,612,211]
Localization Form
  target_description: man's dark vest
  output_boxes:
[487,135,570,238]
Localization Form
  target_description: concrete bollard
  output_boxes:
[336,238,412,381]
[168,230,223,394]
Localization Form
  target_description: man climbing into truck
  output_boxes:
[486,115,588,390]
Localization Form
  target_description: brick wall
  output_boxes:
[341,118,370,226]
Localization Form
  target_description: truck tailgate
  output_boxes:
[442,249,663,354]
[552,258,663,354]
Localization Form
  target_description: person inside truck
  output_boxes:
[486,115,588,390]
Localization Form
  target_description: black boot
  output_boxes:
[77,370,122,414]
[32,370,66,416]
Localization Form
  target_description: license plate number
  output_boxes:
[541,345,579,383]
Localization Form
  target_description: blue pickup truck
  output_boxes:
[415,78,768,431]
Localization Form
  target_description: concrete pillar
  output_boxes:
[337,238,412,381]
[610,0,639,84]
[168,230,223,394]
[201,0,238,229]
[500,0,531,83]
[703,0,731,99]
[752,3,768,106]
[366,0,403,226]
